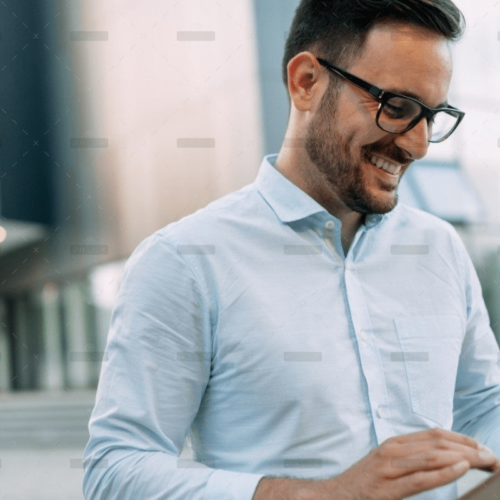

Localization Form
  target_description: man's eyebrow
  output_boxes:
[384,87,449,108]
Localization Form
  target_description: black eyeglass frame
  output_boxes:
[316,57,465,143]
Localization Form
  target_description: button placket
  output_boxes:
[344,267,394,444]
[323,220,343,263]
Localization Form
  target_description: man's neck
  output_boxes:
[339,211,365,256]
[273,150,364,256]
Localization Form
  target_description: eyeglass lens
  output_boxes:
[378,96,459,142]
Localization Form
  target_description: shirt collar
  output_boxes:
[254,153,396,228]
[255,154,326,223]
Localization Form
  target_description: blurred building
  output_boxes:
[0,0,264,393]
[0,0,499,398]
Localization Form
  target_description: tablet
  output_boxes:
[458,470,500,499]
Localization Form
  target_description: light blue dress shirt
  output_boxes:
[83,154,500,500]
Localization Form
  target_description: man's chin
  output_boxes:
[346,193,399,215]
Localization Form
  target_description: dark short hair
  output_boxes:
[282,0,465,97]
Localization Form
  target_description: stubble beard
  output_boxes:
[304,85,402,215]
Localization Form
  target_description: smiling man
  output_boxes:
[277,9,461,255]
[83,1,500,500]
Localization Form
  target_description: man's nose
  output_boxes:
[394,117,430,161]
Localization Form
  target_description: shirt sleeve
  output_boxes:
[451,237,500,457]
[82,232,264,500]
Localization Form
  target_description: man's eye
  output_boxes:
[384,104,405,118]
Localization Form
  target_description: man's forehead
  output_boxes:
[349,21,453,107]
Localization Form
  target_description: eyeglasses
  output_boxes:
[316,57,465,143]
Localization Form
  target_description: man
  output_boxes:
[83,1,500,499]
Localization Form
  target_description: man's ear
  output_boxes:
[287,51,328,113]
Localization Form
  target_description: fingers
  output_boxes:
[390,428,482,451]
[387,428,499,469]
[475,447,500,472]
[333,430,493,500]
[393,459,471,499]
[381,433,499,477]
[389,449,498,475]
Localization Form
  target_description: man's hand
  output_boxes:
[323,428,500,500]
[253,428,500,500]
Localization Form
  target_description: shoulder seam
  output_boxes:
[155,232,218,351]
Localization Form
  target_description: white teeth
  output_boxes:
[369,155,401,175]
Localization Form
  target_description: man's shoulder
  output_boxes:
[391,202,458,236]
[155,182,265,243]
[377,203,470,281]
[124,183,263,270]
[387,202,466,256]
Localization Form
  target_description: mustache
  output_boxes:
[363,147,412,166]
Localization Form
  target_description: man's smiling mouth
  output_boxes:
[363,149,410,176]
[368,153,402,175]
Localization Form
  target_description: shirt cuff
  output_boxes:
[204,468,265,500]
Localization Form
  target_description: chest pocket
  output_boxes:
[394,316,464,427]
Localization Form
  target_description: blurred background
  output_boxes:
[0,0,498,498]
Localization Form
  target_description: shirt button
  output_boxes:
[360,331,368,341]
[376,407,385,419]
[325,220,335,229]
